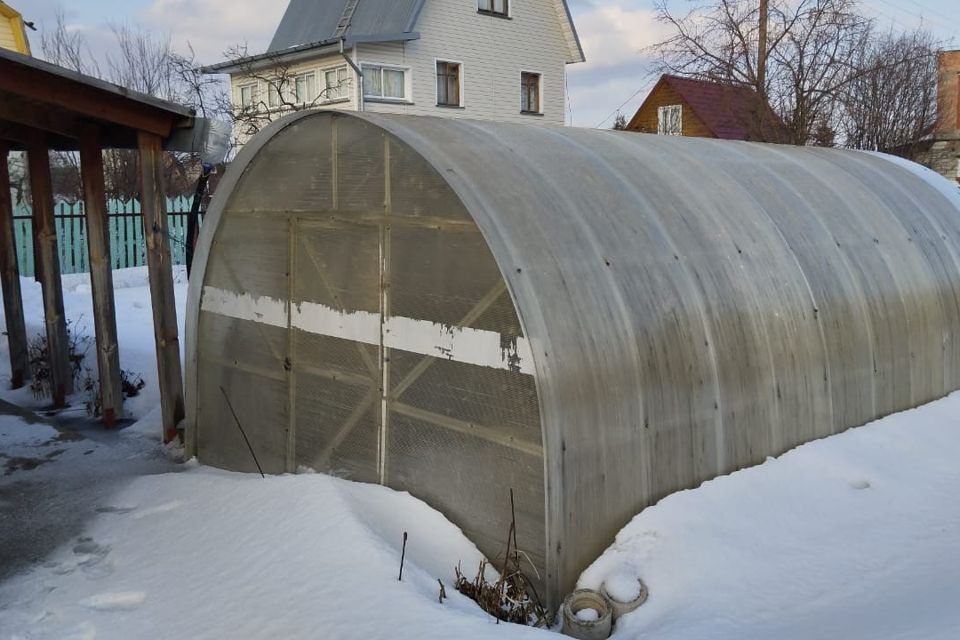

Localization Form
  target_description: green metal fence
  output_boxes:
[11,196,193,277]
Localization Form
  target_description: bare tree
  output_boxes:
[841,27,939,154]
[650,0,921,145]
[34,16,225,199]
[216,43,354,142]
[39,9,99,75]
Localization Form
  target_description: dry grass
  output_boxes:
[453,489,549,627]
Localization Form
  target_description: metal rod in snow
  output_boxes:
[219,385,265,479]
[399,531,408,581]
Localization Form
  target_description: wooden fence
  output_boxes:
[11,196,194,277]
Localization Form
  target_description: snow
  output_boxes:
[602,571,641,604]
[579,394,960,639]
[575,608,600,622]
[2,267,960,639]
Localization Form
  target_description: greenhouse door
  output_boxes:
[289,219,386,483]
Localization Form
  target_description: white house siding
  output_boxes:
[358,0,570,125]
[229,52,361,146]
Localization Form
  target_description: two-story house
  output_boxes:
[203,0,583,144]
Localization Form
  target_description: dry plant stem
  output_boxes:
[218,386,265,478]
[399,531,408,581]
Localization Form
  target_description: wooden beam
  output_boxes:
[0,97,82,140]
[27,134,72,406]
[0,145,28,388]
[138,130,184,442]
[79,126,123,427]
[0,60,178,137]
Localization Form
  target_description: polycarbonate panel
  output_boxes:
[189,110,960,611]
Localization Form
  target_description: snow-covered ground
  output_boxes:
[1,269,959,639]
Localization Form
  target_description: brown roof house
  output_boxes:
[909,51,960,184]
[626,74,789,143]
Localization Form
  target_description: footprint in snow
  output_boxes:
[72,538,115,579]
[131,500,184,519]
[80,591,146,611]
[96,505,136,514]
[850,479,872,490]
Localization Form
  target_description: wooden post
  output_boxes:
[27,134,72,407]
[758,0,768,96]
[0,145,29,389]
[79,126,123,426]
[137,130,184,442]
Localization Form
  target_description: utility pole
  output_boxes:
[758,0,768,96]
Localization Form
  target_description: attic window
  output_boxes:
[238,83,258,108]
[293,72,317,104]
[658,105,682,136]
[324,66,350,100]
[478,0,508,17]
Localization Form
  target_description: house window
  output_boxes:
[363,65,407,100]
[657,105,682,135]
[521,72,540,114]
[478,0,508,16]
[238,83,257,108]
[267,81,281,108]
[324,66,350,100]
[436,61,461,107]
[293,72,317,104]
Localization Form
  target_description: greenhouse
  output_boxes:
[185,110,960,609]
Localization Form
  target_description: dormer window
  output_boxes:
[478,0,508,17]
[657,105,683,135]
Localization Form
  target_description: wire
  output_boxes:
[595,85,650,129]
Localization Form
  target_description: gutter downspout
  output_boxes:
[339,38,364,112]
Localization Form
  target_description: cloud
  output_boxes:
[573,3,668,72]
[138,0,287,63]
[566,2,666,128]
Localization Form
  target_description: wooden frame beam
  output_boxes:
[0,145,28,388]
[0,59,178,138]
[79,125,124,426]
[0,97,83,140]
[27,134,72,406]
[138,130,184,441]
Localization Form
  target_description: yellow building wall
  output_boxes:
[0,2,31,55]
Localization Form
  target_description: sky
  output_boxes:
[16,0,960,129]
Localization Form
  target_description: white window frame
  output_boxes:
[292,71,318,105]
[238,82,258,108]
[266,79,282,109]
[322,65,351,102]
[361,63,412,102]
[658,104,683,135]
[434,58,464,108]
[478,0,509,17]
[520,70,543,114]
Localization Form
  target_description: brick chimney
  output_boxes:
[936,50,960,137]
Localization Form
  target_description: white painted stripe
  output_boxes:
[201,286,534,375]
[200,287,287,328]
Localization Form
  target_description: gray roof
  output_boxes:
[264,0,583,62]
[268,0,425,52]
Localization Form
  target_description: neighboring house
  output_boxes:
[0,2,30,55]
[202,0,584,145]
[626,74,788,143]
[909,51,960,185]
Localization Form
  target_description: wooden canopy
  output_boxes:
[0,47,203,440]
